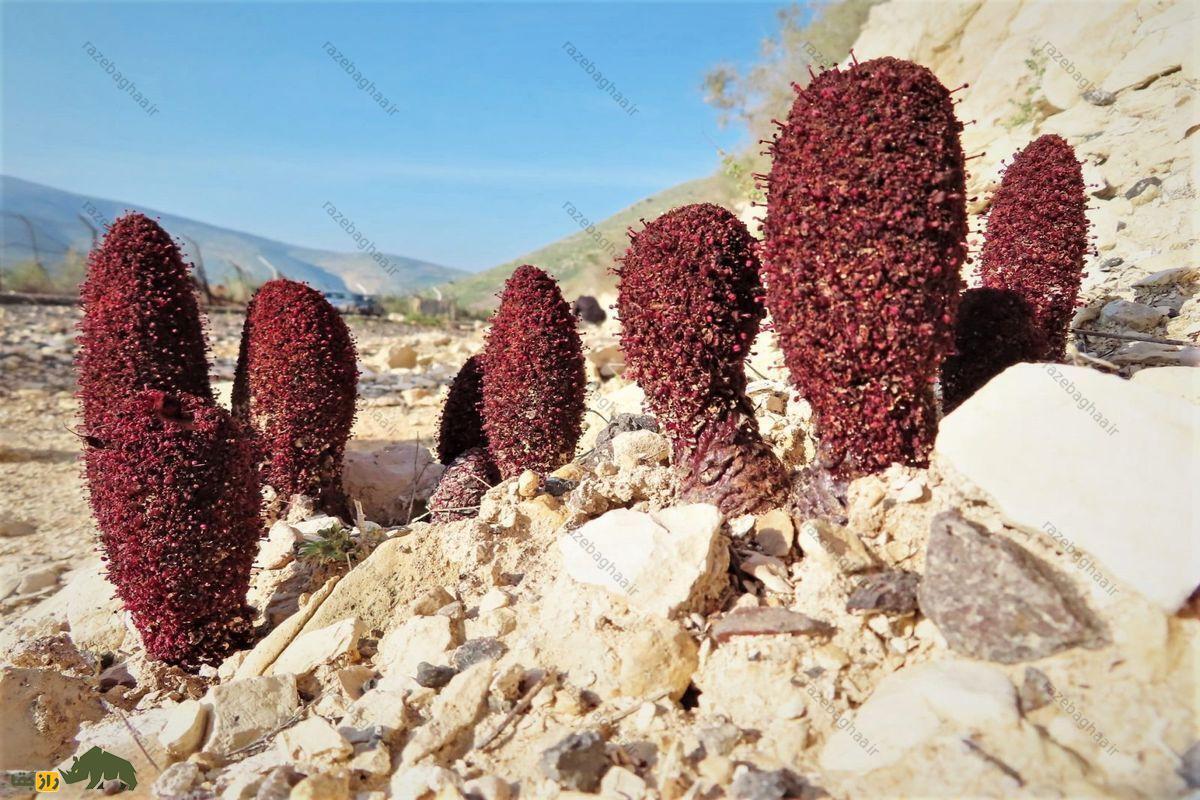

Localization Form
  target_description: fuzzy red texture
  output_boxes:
[232,279,359,514]
[940,287,1039,413]
[76,212,212,433]
[762,57,968,478]
[437,355,487,465]
[617,203,788,515]
[428,446,499,523]
[979,134,1088,362]
[480,265,585,479]
[85,390,260,669]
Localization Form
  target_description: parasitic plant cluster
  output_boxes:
[77,213,259,668]
[233,279,359,516]
[479,265,586,479]
[762,56,968,478]
[84,390,260,667]
[618,203,788,515]
[436,354,487,465]
[940,287,1038,412]
[979,133,1088,362]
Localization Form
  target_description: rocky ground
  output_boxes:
[2,0,1199,798]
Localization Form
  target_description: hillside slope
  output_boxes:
[0,175,465,296]
[441,173,738,310]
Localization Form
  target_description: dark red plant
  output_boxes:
[979,134,1088,362]
[762,57,967,478]
[618,203,787,515]
[232,279,358,515]
[480,265,585,478]
[428,446,500,523]
[84,390,260,669]
[940,287,1039,412]
[437,355,487,464]
[76,212,211,433]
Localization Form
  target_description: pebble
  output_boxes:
[451,637,506,670]
[539,730,610,792]
[846,570,920,615]
[415,662,457,689]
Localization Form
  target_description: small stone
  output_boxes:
[17,566,60,595]
[539,730,609,792]
[152,761,201,798]
[384,343,418,369]
[729,765,808,800]
[349,742,392,777]
[268,617,363,676]
[415,662,456,689]
[1099,299,1167,331]
[696,720,741,757]
[517,470,541,498]
[276,716,353,762]
[1124,176,1162,204]
[544,476,576,497]
[846,571,920,615]
[464,775,512,800]
[157,699,207,759]
[1082,88,1115,106]
[599,765,646,799]
[698,755,734,785]
[798,519,875,574]
[290,771,350,800]
[610,429,669,470]
[202,673,300,758]
[918,511,1104,664]
[753,509,795,557]
[376,615,458,680]
[400,661,493,764]
[711,607,834,643]
[256,521,301,570]
[478,588,511,612]
[591,414,659,461]
[739,553,791,593]
[0,514,36,537]
[451,637,506,670]
[391,765,462,800]
[1019,667,1055,713]
[559,504,727,618]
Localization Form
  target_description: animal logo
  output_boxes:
[57,747,137,791]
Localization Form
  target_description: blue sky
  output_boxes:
[1,1,790,271]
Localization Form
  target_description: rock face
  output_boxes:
[558,504,728,618]
[919,511,1104,663]
[936,364,1200,611]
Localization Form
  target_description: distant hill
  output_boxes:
[0,175,465,296]
[440,173,739,311]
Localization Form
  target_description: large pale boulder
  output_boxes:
[936,363,1200,611]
